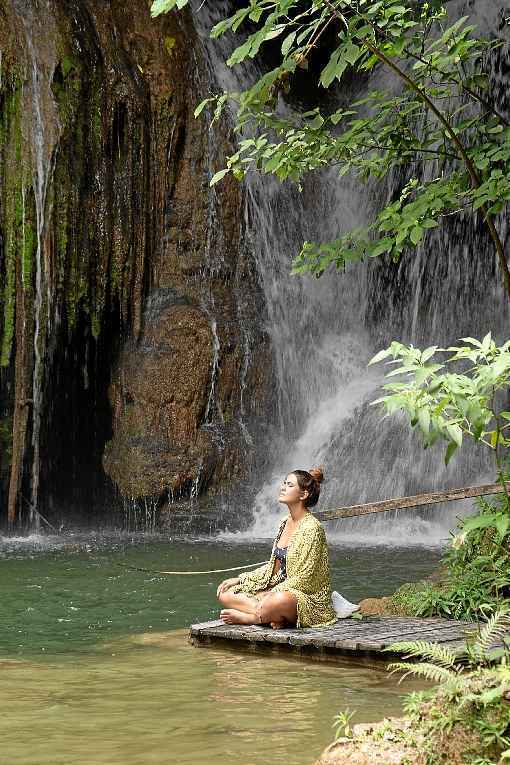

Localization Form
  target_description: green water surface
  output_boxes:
[0,534,441,764]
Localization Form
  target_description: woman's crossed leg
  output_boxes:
[219,589,297,629]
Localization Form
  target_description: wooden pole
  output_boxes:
[313,481,509,522]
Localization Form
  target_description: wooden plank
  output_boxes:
[189,618,480,660]
[258,631,292,645]
[314,481,510,521]
[356,629,472,651]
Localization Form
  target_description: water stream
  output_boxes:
[192,0,509,541]
[12,0,60,527]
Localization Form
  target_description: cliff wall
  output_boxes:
[0,0,273,527]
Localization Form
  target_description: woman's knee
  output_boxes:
[258,592,297,621]
[218,590,233,606]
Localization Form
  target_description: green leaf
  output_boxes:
[481,332,492,354]
[446,423,463,447]
[462,512,501,534]
[369,348,392,365]
[369,237,393,257]
[151,0,188,16]
[343,42,361,65]
[421,346,438,363]
[320,49,346,88]
[418,408,431,435]
[194,98,214,118]
[281,31,296,57]
[410,225,423,245]
[445,441,457,465]
[227,39,253,67]
[494,514,510,540]
[210,168,230,186]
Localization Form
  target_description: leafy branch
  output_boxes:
[151,0,510,300]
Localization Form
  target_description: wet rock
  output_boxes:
[104,303,216,496]
[0,0,274,521]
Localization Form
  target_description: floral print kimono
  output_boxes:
[232,512,337,628]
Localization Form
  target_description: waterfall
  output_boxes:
[12,0,60,527]
[193,0,510,544]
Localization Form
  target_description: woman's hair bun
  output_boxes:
[308,466,324,484]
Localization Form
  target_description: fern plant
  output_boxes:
[385,610,510,765]
[388,608,510,677]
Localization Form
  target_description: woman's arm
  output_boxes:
[216,577,241,597]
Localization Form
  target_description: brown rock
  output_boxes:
[315,718,415,765]
[103,303,217,496]
[358,597,392,616]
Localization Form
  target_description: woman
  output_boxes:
[216,467,337,629]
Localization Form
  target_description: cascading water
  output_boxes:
[12,0,60,527]
[193,0,509,544]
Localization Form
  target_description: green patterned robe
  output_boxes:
[232,512,337,628]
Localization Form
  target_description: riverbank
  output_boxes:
[314,615,510,765]
[315,674,510,765]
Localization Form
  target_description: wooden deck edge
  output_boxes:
[188,617,477,663]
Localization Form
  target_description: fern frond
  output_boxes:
[474,609,510,655]
[388,661,458,684]
[388,640,458,668]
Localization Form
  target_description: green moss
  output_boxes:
[164,36,176,56]
[389,581,442,616]
[0,417,13,469]
[22,219,36,286]
[61,55,76,78]
[1,79,25,367]
[91,312,101,340]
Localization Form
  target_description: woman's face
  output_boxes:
[278,473,306,506]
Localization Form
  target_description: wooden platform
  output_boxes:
[189,616,479,663]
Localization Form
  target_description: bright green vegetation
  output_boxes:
[152,0,510,297]
[330,612,510,764]
[0,67,34,367]
[386,611,510,764]
[390,493,510,621]
[371,335,510,620]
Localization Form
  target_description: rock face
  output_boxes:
[0,0,273,525]
[315,718,415,765]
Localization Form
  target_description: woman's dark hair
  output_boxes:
[292,467,324,507]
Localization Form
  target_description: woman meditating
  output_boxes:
[216,467,337,629]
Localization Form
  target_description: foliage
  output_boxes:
[330,612,510,763]
[371,334,510,620]
[151,0,510,294]
[370,335,510,468]
[332,708,355,739]
[384,611,510,764]
[389,493,510,621]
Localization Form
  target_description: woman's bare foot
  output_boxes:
[270,620,285,630]
[220,608,256,625]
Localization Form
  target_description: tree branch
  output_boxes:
[322,0,510,301]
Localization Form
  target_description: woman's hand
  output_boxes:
[216,577,240,598]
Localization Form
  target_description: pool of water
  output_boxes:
[0,533,441,764]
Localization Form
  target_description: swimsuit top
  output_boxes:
[273,545,287,578]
